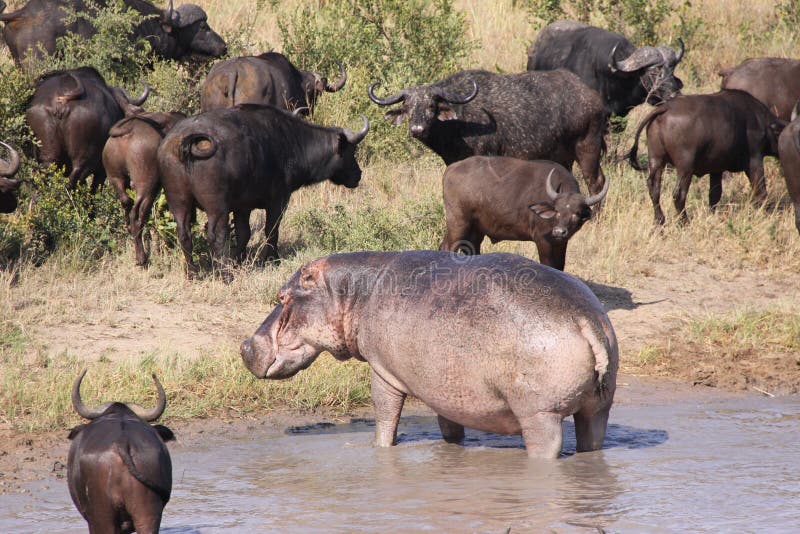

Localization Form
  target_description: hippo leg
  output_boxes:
[573,403,611,453]
[647,161,666,225]
[370,368,406,447]
[437,415,465,443]
[672,169,693,225]
[708,172,723,211]
[518,412,563,459]
[232,209,252,262]
[746,159,767,203]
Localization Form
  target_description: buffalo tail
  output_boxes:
[114,441,171,504]
[627,106,668,171]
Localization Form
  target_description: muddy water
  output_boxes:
[2,379,800,533]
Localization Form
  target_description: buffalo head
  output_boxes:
[303,61,347,110]
[160,0,227,59]
[71,369,167,422]
[0,142,21,214]
[609,38,684,105]
[328,115,369,188]
[530,170,609,241]
[368,80,478,140]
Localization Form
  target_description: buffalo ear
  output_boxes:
[160,23,173,34]
[384,108,407,126]
[153,425,175,442]
[437,104,457,121]
[530,203,557,219]
[68,424,86,440]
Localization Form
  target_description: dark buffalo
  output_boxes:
[777,108,800,234]
[68,370,174,534]
[0,0,227,68]
[26,66,149,193]
[103,111,186,266]
[628,90,786,224]
[200,52,346,114]
[439,157,608,271]
[157,104,369,276]
[719,58,800,121]
[369,69,609,194]
[527,20,684,117]
[0,142,22,214]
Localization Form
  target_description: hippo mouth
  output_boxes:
[264,346,319,379]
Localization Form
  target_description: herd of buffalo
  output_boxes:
[1,1,799,532]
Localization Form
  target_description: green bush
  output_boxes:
[279,0,476,161]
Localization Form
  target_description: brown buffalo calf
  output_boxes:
[439,156,608,271]
[103,112,186,266]
[777,110,800,235]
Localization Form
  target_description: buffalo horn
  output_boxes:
[343,115,370,145]
[674,37,685,64]
[127,374,167,422]
[325,62,346,92]
[435,80,479,105]
[610,45,662,73]
[0,141,20,177]
[293,106,309,116]
[792,101,800,122]
[545,169,558,200]
[368,83,407,106]
[72,369,111,420]
[125,82,150,106]
[164,0,174,22]
[585,176,610,206]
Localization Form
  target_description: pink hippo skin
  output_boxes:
[241,251,618,459]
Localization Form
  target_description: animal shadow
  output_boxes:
[583,279,664,312]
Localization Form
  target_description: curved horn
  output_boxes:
[674,38,685,64]
[610,46,662,73]
[325,61,346,92]
[0,141,20,177]
[585,176,610,206]
[123,82,150,106]
[545,169,558,200]
[343,115,370,145]
[127,374,167,422]
[164,0,174,22]
[72,369,109,420]
[435,80,478,105]
[293,106,309,116]
[368,82,407,106]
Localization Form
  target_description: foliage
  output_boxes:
[279,0,476,160]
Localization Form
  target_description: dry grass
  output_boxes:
[2,0,800,431]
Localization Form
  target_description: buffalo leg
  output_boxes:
[131,186,159,267]
[575,125,606,196]
[232,210,252,262]
[264,200,288,261]
[534,239,567,271]
[647,163,666,225]
[672,169,694,224]
[173,204,199,277]
[437,414,465,443]
[746,159,768,203]
[370,368,406,447]
[518,411,563,459]
[573,403,611,453]
[205,210,232,276]
[108,172,134,233]
[708,172,723,211]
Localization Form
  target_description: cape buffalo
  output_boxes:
[68,369,174,534]
[719,57,800,121]
[527,20,684,117]
[103,111,186,266]
[241,251,618,459]
[157,104,369,277]
[777,108,800,234]
[200,52,346,114]
[0,0,227,69]
[439,157,608,271]
[0,142,22,214]
[628,89,786,224]
[369,68,609,195]
[26,67,149,193]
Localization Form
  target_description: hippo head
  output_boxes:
[368,80,478,141]
[529,170,609,242]
[609,38,685,106]
[326,115,369,189]
[161,1,228,58]
[241,260,351,379]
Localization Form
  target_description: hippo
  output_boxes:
[241,251,618,459]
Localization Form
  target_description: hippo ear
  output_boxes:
[530,203,556,219]
[153,425,175,442]
[68,424,86,440]
[299,264,320,289]
[384,108,407,125]
[437,103,457,121]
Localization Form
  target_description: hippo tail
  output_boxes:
[579,318,615,394]
[627,106,668,171]
[114,441,171,504]
[179,133,217,164]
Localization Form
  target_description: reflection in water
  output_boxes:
[2,392,800,533]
